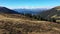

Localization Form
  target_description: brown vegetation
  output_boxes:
[0,14,60,34]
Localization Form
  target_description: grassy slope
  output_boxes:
[0,14,60,34]
[51,8,60,22]
[39,6,60,23]
[51,14,60,22]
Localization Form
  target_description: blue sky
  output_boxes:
[0,0,60,9]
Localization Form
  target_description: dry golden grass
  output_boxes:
[56,20,60,23]
[0,14,60,34]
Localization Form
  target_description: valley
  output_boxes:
[0,6,60,34]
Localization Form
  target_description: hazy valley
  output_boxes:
[0,6,60,34]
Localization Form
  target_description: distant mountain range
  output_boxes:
[0,6,60,22]
[0,6,60,34]
[14,8,48,15]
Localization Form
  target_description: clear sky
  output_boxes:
[0,0,60,9]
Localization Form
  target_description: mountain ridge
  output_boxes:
[0,6,20,14]
[40,6,60,22]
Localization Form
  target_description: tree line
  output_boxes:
[22,13,56,22]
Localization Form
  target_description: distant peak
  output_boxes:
[0,6,7,9]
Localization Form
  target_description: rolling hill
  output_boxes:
[40,6,60,23]
[0,6,60,34]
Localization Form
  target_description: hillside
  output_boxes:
[0,7,60,34]
[0,7,20,14]
[0,13,60,34]
[40,6,60,23]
